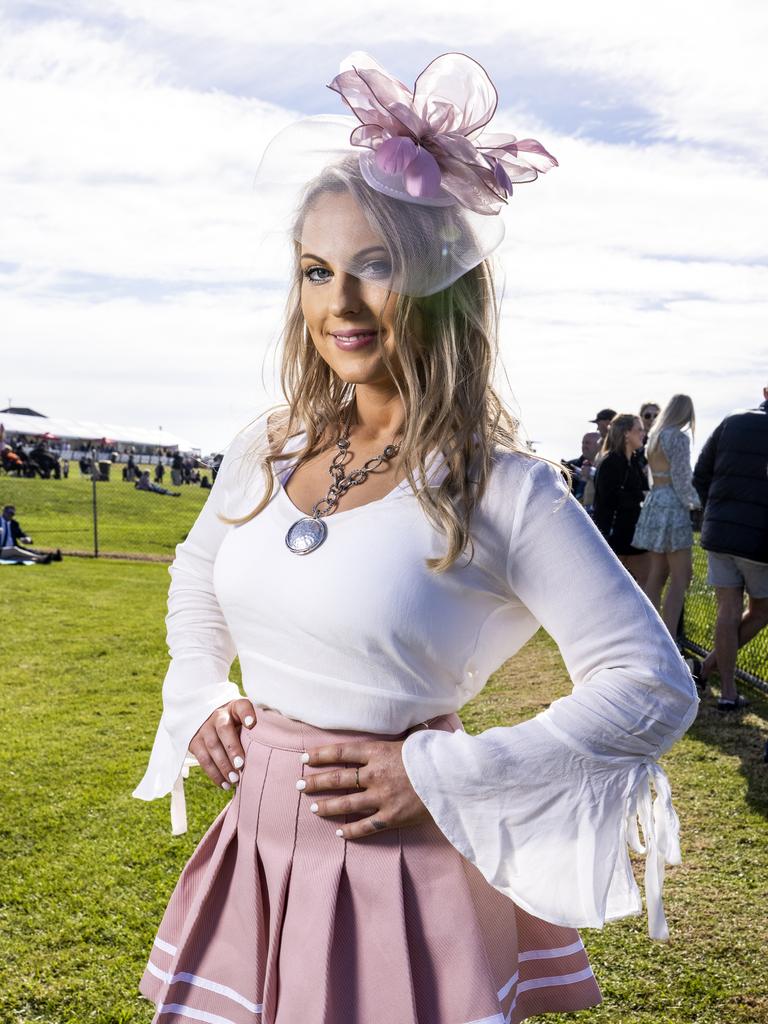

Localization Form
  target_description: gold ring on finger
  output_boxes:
[355,767,361,790]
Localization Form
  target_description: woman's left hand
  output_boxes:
[299,740,431,839]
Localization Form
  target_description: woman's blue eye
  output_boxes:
[303,265,331,284]
[301,260,392,284]
[360,259,392,280]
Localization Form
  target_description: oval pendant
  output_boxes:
[285,516,327,555]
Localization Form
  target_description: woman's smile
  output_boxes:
[299,191,402,388]
[330,329,381,351]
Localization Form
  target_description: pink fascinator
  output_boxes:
[328,51,557,216]
[254,51,557,296]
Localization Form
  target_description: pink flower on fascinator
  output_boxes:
[328,52,558,216]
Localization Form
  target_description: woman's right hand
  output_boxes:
[188,698,257,790]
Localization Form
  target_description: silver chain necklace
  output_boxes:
[285,410,401,555]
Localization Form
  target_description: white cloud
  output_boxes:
[518,3,768,156]
[1,4,766,460]
[0,14,161,84]
[0,17,297,283]
[0,283,284,450]
[34,0,767,153]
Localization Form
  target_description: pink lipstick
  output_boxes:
[331,330,379,350]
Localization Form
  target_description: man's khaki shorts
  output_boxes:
[707,552,768,598]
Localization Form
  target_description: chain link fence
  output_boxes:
[681,538,768,694]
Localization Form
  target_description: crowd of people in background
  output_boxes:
[122,450,212,490]
[0,435,66,478]
[0,425,222,563]
[564,386,768,713]
[0,422,216,491]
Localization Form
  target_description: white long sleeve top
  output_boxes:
[133,413,698,940]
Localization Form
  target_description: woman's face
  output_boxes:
[641,405,660,430]
[626,417,645,452]
[299,191,404,389]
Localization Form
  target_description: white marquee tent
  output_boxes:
[0,410,198,452]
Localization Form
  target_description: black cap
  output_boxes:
[590,408,616,423]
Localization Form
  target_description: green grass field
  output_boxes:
[0,467,207,558]
[1,558,767,1023]
[3,467,766,686]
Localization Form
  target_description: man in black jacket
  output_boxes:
[692,389,768,710]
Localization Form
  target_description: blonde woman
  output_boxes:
[633,394,699,637]
[132,54,697,1024]
[593,413,650,586]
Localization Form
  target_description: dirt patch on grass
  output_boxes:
[61,549,172,563]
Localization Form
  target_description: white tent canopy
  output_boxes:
[0,411,198,452]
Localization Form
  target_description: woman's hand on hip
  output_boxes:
[188,699,256,791]
[298,739,431,839]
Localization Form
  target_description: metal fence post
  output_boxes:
[91,463,99,558]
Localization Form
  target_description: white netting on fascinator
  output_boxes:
[254,52,557,298]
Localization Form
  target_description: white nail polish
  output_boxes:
[221,781,231,791]
[233,756,244,769]
[336,829,344,837]
[244,716,255,727]
[300,752,310,764]
[310,803,318,813]
[295,779,306,791]
[228,771,239,783]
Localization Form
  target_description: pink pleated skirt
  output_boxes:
[140,708,601,1024]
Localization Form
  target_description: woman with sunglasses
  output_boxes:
[640,402,661,440]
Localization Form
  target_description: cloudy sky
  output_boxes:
[2,1,766,458]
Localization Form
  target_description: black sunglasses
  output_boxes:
[643,411,658,420]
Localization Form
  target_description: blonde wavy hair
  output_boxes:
[646,394,695,457]
[221,156,536,572]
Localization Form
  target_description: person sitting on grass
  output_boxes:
[0,505,62,563]
[124,454,141,482]
[29,441,61,479]
[134,471,181,497]
[0,445,24,474]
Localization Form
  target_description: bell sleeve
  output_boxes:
[132,417,267,802]
[401,459,699,939]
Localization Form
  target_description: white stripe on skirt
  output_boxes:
[518,939,584,961]
[156,1004,244,1024]
[147,961,263,1013]
[504,966,597,1024]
